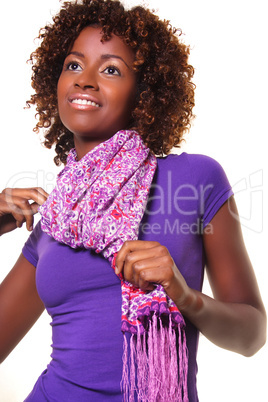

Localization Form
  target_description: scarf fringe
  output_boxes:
[121,315,189,402]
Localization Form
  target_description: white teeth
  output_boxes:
[71,98,100,107]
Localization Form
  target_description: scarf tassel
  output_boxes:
[121,314,189,402]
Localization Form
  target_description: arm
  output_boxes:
[0,253,45,363]
[116,196,266,357]
[0,187,48,363]
[0,187,48,235]
[181,196,266,356]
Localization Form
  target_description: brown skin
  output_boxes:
[0,29,266,363]
[0,28,137,362]
[0,188,47,363]
[0,187,48,235]
[57,27,137,160]
[0,254,45,363]
[116,196,266,357]
[28,0,195,166]
[0,193,265,363]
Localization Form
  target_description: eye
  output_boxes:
[65,61,82,71]
[103,66,121,76]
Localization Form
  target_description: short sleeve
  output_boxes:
[186,154,233,228]
[22,221,42,267]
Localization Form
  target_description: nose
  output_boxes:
[75,68,99,90]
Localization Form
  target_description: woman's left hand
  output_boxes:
[115,240,193,309]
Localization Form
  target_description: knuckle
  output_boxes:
[162,254,173,266]
[139,269,147,279]
[123,240,132,249]
[36,187,46,195]
[125,253,134,264]
[157,245,168,255]
[19,198,29,206]
[132,261,142,272]
[29,188,37,197]
[153,241,161,246]
[17,200,31,213]
[1,187,12,195]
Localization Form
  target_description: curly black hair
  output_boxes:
[27,0,195,165]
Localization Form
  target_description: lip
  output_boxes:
[68,93,102,109]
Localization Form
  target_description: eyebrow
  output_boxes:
[68,51,130,69]
[101,54,130,69]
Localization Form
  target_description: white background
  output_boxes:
[0,0,267,401]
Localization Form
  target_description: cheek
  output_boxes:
[115,82,136,112]
[57,78,68,117]
[57,78,63,105]
[57,72,68,98]
[105,76,136,104]
[122,83,137,116]
[110,85,135,120]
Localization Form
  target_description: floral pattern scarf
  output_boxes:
[39,130,188,401]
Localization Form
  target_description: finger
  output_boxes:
[138,260,174,286]
[25,202,41,231]
[0,187,48,234]
[24,202,41,231]
[138,260,189,304]
[2,187,48,206]
[115,240,160,274]
[19,187,49,205]
[10,199,36,231]
[35,187,49,199]
[122,246,169,281]
[30,202,41,215]
[125,254,172,289]
[0,194,31,216]
[0,194,37,231]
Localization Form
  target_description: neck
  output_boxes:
[73,138,104,160]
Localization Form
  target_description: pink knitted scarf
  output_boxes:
[39,130,188,401]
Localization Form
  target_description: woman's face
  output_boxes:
[57,26,137,157]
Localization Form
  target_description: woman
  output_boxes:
[0,0,266,401]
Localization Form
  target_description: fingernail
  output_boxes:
[29,225,33,231]
[115,266,119,274]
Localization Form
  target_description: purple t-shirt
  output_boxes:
[22,153,233,401]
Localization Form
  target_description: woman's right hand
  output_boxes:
[0,187,48,236]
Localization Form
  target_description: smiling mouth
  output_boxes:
[71,99,100,107]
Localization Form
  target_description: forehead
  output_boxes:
[70,26,135,63]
